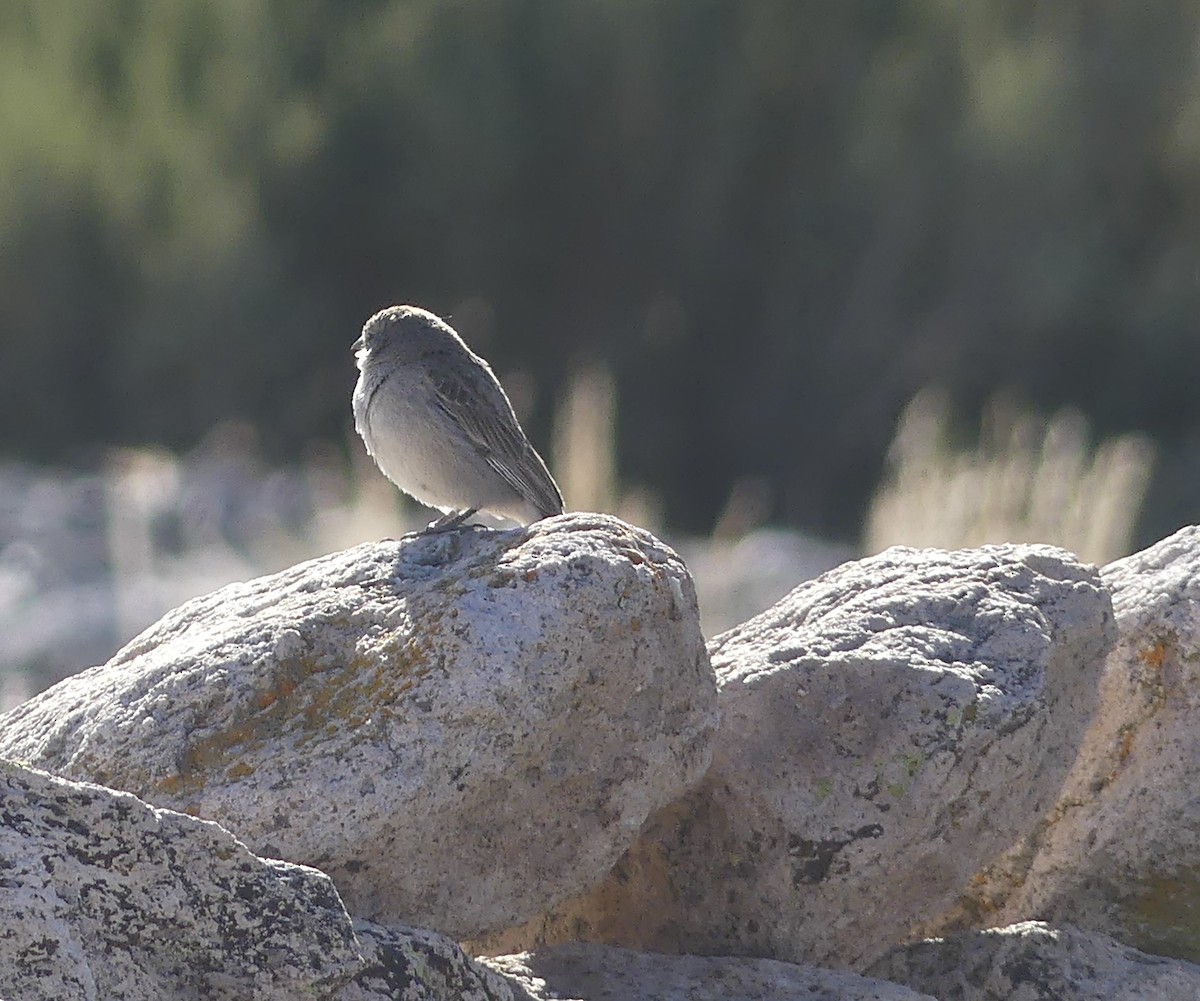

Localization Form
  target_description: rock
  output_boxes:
[868,921,1200,1000]
[0,758,361,1001]
[0,513,716,939]
[475,544,1114,968]
[338,920,520,1001]
[950,526,1200,959]
[483,942,936,1000]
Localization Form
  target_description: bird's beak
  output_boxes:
[351,334,365,353]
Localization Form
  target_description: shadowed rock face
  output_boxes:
[476,543,1116,969]
[868,921,1200,1001]
[0,513,717,939]
[483,942,939,1001]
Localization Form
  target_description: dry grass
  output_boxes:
[2,379,1161,694]
[551,362,661,529]
[864,389,1156,564]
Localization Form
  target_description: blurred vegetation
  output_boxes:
[2,0,1200,542]
[865,390,1155,564]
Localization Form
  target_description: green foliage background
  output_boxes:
[2,0,1199,540]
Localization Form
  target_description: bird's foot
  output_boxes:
[424,508,480,533]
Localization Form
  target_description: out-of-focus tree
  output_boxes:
[1,0,1199,543]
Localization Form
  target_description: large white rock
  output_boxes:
[951,526,1200,959]
[0,514,716,939]
[0,759,361,1001]
[483,943,937,1000]
[476,544,1114,968]
[868,921,1200,1000]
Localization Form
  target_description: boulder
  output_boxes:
[483,942,936,1000]
[868,921,1200,1000]
[0,514,716,939]
[951,525,1200,960]
[475,544,1114,968]
[0,758,360,1001]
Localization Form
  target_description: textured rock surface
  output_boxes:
[338,920,520,1001]
[0,514,715,938]
[476,544,1114,968]
[947,526,1200,960]
[483,943,937,1001]
[868,921,1200,1000]
[0,759,361,1001]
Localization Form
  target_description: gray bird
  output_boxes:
[352,305,564,529]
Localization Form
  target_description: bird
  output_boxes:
[352,305,564,530]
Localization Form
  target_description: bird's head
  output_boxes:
[353,305,454,366]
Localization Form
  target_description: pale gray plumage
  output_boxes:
[352,305,563,527]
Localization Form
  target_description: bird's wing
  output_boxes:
[428,353,563,517]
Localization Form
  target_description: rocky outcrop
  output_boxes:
[475,544,1114,968]
[868,921,1200,1000]
[0,514,716,940]
[10,518,1200,997]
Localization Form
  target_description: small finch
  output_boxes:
[352,305,564,529]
